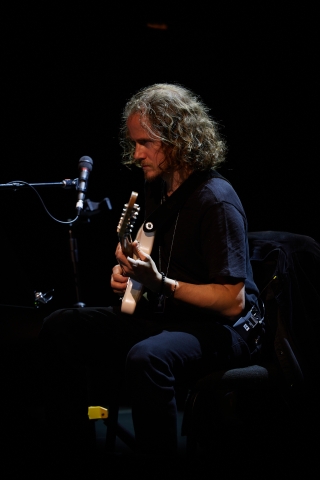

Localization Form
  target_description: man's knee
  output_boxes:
[40,308,79,340]
[126,341,154,371]
[126,340,177,408]
[126,339,173,384]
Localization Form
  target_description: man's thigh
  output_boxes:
[127,330,203,378]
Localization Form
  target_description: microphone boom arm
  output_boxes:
[0,179,79,190]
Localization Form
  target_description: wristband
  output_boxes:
[159,272,166,295]
[165,279,178,298]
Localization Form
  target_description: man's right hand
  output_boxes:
[111,264,128,296]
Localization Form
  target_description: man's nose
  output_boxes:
[133,144,145,161]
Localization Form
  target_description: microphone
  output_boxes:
[75,156,93,215]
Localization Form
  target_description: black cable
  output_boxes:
[6,180,79,224]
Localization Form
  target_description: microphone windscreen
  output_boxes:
[78,156,93,172]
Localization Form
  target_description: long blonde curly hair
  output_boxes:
[120,83,227,173]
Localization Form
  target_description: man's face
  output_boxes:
[127,113,167,182]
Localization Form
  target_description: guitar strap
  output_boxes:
[143,169,230,233]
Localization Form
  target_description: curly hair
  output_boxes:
[120,83,227,172]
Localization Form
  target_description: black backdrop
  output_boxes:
[2,3,319,310]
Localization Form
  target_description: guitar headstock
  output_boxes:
[117,191,140,255]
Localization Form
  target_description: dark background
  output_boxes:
[1,2,319,311]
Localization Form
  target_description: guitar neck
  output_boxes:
[117,191,139,257]
[120,235,133,257]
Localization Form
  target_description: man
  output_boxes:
[40,83,261,467]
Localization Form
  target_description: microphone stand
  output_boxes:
[1,178,112,309]
[68,224,85,308]
[1,178,80,308]
[69,197,112,308]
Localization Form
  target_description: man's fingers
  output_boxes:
[132,243,147,261]
[113,271,128,282]
[127,257,139,268]
[113,264,123,275]
[111,270,128,295]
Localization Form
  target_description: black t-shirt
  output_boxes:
[143,170,259,322]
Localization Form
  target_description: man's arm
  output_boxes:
[112,242,245,321]
[161,277,245,319]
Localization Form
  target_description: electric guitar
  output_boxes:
[117,191,155,314]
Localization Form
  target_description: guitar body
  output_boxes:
[121,226,155,314]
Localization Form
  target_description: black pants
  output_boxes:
[39,305,251,464]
